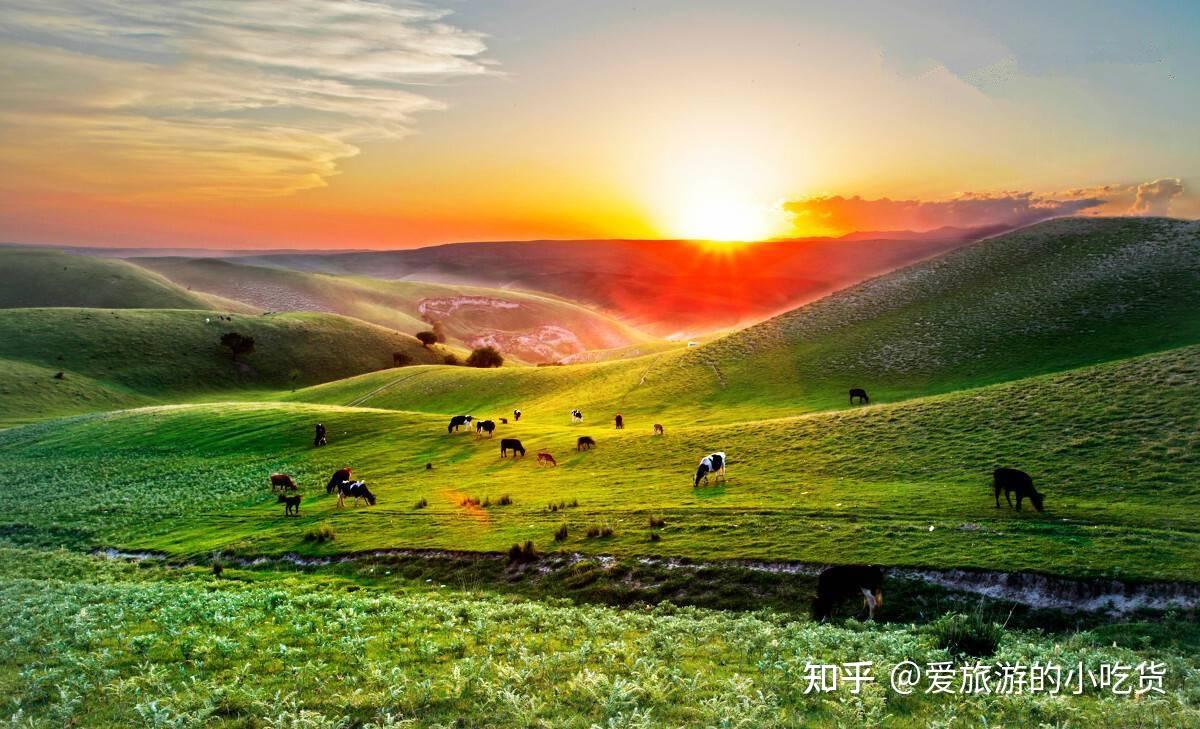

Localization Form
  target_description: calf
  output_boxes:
[693,451,727,488]
[571,409,583,423]
[500,438,525,458]
[277,493,302,516]
[448,415,474,434]
[325,467,352,494]
[269,473,298,493]
[500,417,508,424]
[653,423,665,436]
[577,436,596,451]
[537,451,558,466]
[475,419,496,437]
[849,388,869,405]
[993,467,1045,512]
[812,565,884,621]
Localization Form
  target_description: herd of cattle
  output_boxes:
[266,388,1048,621]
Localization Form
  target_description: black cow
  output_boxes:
[500,438,525,458]
[277,493,301,516]
[849,388,869,405]
[812,565,884,621]
[475,419,496,437]
[336,480,376,508]
[313,423,327,447]
[448,415,474,434]
[577,436,596,451]
[993,467,1045,512]
[614,414,624,429]
[325,467,353,494]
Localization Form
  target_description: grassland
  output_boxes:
[0,308,447,424]
[135,257,649,363]
[0,247,251,312]
[2,547,1196,728]
[287,217,1200,424]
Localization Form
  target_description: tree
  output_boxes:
[392,351,413,367]
[442,353,462,366]
[220,332,255,361]
[466,345,504,368]
[415,331,438,348]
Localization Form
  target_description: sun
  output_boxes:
[661,179,788,242]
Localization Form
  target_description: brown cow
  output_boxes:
[537,451,558,466]
[653,424,664,436]
[270,473,298,493]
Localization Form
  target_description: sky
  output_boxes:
[0,0,1196,249]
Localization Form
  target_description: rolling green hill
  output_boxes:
[0,343,1195,580]
[133,257,649,363]
[0,308,448,424]
[289,218,1200,423]
[0,248,252,312]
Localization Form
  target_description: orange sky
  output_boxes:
[0,1,1195,249]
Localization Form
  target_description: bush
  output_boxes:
[415,331,438,347]
[497,494,512,506]
[304,524,336,543]
[443,354,462,366]
[649,532,661,542]
[211,560,224,578]
[414,498,428,510]
[586,525,614,539]
[649,515,666,528]
[928,611,1005,658]
[219,332,255,361]
[466,346,504,368]
[508,541,538,564]
[554,524,568,542]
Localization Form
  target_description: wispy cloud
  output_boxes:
[784,180,1187,235]
[0,0,493,198]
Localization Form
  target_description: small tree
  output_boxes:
[442,353,462,366]
[467,346,504,368]
[392,351,413,367]
[220,332,255,361]
[415,331,438,348]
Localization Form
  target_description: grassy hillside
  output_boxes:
[134,257,648,363]
[0,248,251,311]
[4,344,1195,580]
[292,218,1200,424]
[0,308,446,423]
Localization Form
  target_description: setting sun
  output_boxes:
[662,180,788,242]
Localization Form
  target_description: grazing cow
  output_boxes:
[325,468,353,494]
[614,414,624,429]
[448,415,474,434]
[571,409,583,423]
[277,493,302,516]
[993,467,1045,512]
[313,423,327,447]
[500,417,509,424]
[500,438,526,458]
[513,409,522,422]
[812,565,885,621]
[425,462,433,470]
[269,473,298,493]
[537,451,558,466]
[336,480,376,508]
[693,452,727,488]
[849,388,870,405]
[653,424,665,436]
[475,419,496,437]
[577,436,596,451]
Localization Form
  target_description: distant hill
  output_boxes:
[288,218,1200,423]
[132,258,648,363]
[0,308,447,423]
[209,233,979,337]
[0,248,248,311]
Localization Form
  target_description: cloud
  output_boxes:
[1129,178,1184,216]
[783,191,1107,235]
[0,1,493,198]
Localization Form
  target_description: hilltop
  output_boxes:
[132,257,648,363]
[0,248,251,312]
[0,308,446,424]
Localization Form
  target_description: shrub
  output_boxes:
[466,346,504,368]
[928,611,1005,658]
[211,560,224,578]
[443,354,462,366]
[414,498,428,509]
[304,524,337,543]
[219,332,255,361]
[649,515,666,528]
[508,541,538,564]
[649,532,661,542]
[497,494,512,506]
[554,524,568,542]
[415,331,438,347]
[586,525,614,539]
[460,496,480,507]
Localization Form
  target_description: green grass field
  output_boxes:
[2,218,1198,726]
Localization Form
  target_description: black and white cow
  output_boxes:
[447,415,474,434]
[513,409,522,422]
[693,451,727,488]
[571,409,583,423]
[336,480,376,508]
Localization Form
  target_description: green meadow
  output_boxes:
[1,218,1198,726]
